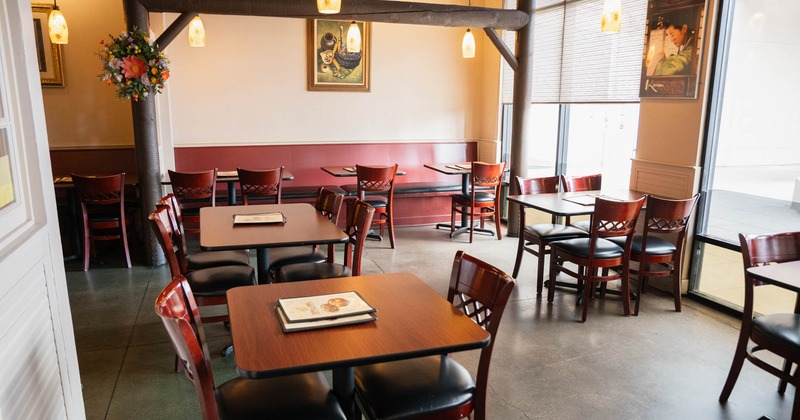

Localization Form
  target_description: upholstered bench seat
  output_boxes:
[281,185,347,200]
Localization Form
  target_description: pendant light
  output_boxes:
[317,0,341,14]
[48,0,69,44]
[346,21,361,53]
[188,15,206,47]
[462,29,475,58]
[601,0,622,33]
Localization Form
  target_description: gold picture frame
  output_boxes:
[307,19,370,92]
[32,4,65,87]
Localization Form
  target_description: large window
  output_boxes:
[692,0,800,313]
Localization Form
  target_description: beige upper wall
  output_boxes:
[38,0,134,148]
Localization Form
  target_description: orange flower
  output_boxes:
[162,71,170,81]
[120,55,146,79]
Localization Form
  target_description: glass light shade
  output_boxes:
[462,29,475,58]
[346,21,361,53]
[188,16,206,47]
[601,0,622,33]
[317,0,341,14]
[48,8,69,44]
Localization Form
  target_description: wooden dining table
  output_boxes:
[747,260,800,295]
[424,162,497,238]
[200,203,348,283]
[227,272,491,420]
[321,166,406,177]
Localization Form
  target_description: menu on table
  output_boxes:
[275,291,377,333]
[233,212,286,225]
[217,170,238,177]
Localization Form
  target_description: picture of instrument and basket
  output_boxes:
[308,19,370,92]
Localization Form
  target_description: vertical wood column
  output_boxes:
[506,0,535,237]
[124,0,165,266]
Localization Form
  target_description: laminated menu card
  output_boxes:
[277,291,376,322]
[233,212,286,225]
[275,306,376,333]
[343,167,357,172]
[217,170,238,177]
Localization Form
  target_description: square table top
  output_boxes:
[227,272,491,379]
[200,203,347,251]
[423,162,473,175]
[321,166,406,177]
[507,190,646,217]
[747,260,800,293]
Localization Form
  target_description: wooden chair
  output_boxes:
[236,167,283,205]
[353,251,516,420]
[511,175,588,296]
[167,169,216,234]
[71,173,134,271]
[156,194,250,271]
[356,164,398,248]
[562,173,602,231]
[155,276,346,420]
[276,198,374,282]
[267,187,345,280]
[608,194,699,315]
[719,231,800,417]
[547,195,646,322]
[451,161,506,243]
[149,207,255,325]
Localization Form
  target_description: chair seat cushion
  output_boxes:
[364,196,388,209]
[216,372,345,420]
[550,237,624,259]
[451,192,496,203]
[570,220,591,232]
[185,265,255,296]
[608,236,677,256]
[187,250,250,271]
[277,262,351,283]
[269,247,328,271]
[753,314,800,352]
[525,224,588,241]
[354,355,475,420]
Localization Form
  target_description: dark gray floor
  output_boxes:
[67,224,793,420]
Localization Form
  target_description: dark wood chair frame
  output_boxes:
[168,169,217,234]
[719,231,800,418]
[624,194,699,315]
[511,175,589,296]
[547,196,646,322]
[237,166,284,205]
[354,251,516,420]
[451,161,506,243]
[71,172,134,271]
[561,173,602,229]
[356,164,398,248]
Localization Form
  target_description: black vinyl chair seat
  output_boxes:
[752,314,800,353]
[364,196,388,208]
[278,262,352,283]
[608,235,677,256]
[570,220,591,233]
[525,223,588,240]
[185,265,255,296]
[269,247,328,270]
[354,355,475,420]
[451,192,496,203]
[216,372,346,420]
[186,250,250,271]
[550,237,624,259]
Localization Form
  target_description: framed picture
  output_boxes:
[640,0,706,99]
[307,19,370,92]
[32,4,65,87]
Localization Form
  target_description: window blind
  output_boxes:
[501,0,647,103]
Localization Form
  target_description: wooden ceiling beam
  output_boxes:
[135,0,530,31]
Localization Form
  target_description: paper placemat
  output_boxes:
[217,170,238,177]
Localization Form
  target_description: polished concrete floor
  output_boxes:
[67,224,794,420]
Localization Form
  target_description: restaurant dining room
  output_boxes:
[2,0,800,419]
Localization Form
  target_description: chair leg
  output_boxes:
[512,236,525,278]
[82,225,91,271]
[547,252,558,303]
[581,278,592,322]
[450,205,456,236]
[535,244,547,297]
[634,272,646,316]
[779,360,792,394]
[468,208,474,243]
[672,261,682,312]
[121,221,132,268]
[386,210,395,249]
[621,267,631,317]
[719,330,750,402]
[495,199,503,240]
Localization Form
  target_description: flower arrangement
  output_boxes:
[98,28,170,101]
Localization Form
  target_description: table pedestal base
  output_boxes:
[435,223,496,239]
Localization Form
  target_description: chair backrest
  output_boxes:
[447,251,516,419]
[72,173,126,211]
[156,193,184,234]
[149,206,189,276]
[356,164,398,199]
[470,162,506,196]
[513,175,560,195]
[315,187,344,224]
[237,167,283,205]
[168,169,217,208]
[563,173,602,192]
[588,196,646,263]
[155,276,219,420]
[640,194,700,255]
[342,198,376,276]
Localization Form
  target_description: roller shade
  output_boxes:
[501,0,647,103]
